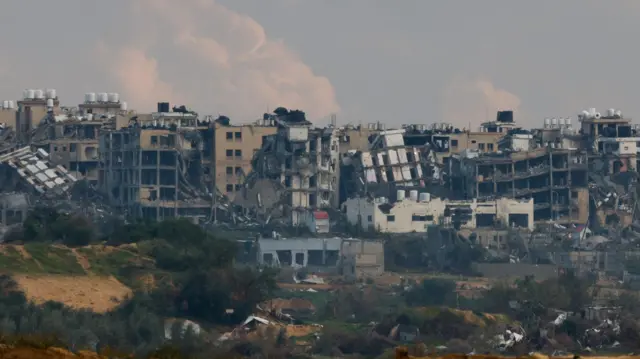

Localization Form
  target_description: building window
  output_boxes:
[226,166,233,175]
[451,139,458,147]
[344,135,351,143]
[226,149,233,158]
[235,149,242,158]
[151,136,158,145]
[235,132,242,140]
[425,215,434,221]
[487,143,494,151]
[367,215,372,222]
[70,143,77,152]
[471,140,477,144]
[412,215,427,222]
[478,143,485,151]
[226,132,233,140]
[235,166,242,175]
[235,184,242,191]
[226,184,233,192]
[387,215,395,222]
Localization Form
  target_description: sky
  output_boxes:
[0,0,639,129]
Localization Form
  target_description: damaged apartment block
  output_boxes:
[246,108,340,226]
[449,115,589,226]
[99,102,214,221]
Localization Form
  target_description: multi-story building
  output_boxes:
[245,108,341,225]
[30,94,129,185]
[15,89,60,143]
[212,117,277,200]
[99,103,213,221]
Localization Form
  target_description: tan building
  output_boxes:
[213,119,277,200]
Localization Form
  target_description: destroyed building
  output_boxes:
[448,121,590,225]
[99,102,213,221]
[212,116,277,200]
[30,93,129,185]
[0,146,77,196]
[240,108,341,226]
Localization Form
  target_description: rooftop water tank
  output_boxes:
[46,99,54,108]
[409,190,418,201]
[7,101,14,109]
[87,92,97,103]
[580,110,590,119]
[108,93,119,103]
[608,108,616,117]
[615,110,623,118]
[544,118,551,128]
[594,112,601,119]
[551,118,558,126]
[26,89,35,100]
[419,193,429,202]
[120,101,128,111]
[566,118,572,127]
[34,89,44,99]
[558,118,565,127]
[2,101,8,109]
[396,190,405,201]
[45,89,56,99]
[98,92,108,102]
[86,114,93,121]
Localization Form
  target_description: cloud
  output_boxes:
[101,0,340,121]
[442,76,522,130]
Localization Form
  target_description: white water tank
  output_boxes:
[26,89,35,100]
[46,99,54,108]
[418,193,429,202]
[558,118,565,127]
[615,110,623,118]
[98,92,108,102]
[580,110,590,119]
[86,114,93,121]
[566,118,572,127]
[409,190,418,201]
[120,101,128,111]
[607,108,616,117]
[7,101,14,109]
[396,190,405,201]
[45,89,56,99]
[551,118,558,127]
[108,93,119,103]
[595,112,601,119]
[2,101,8,109]
[544,118,551,128]
[34,89,44,99]
[87,92,97,103]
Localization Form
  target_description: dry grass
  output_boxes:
[13,274,132,313]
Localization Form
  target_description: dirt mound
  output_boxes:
[14,274,132,313]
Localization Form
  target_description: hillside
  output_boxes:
[0,243,158,312]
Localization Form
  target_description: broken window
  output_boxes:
[235,149,242,158]
[226,149,233,158]
[235,184,242,191]
[478,143,485,151]
[235,132,242,140]
[487,143,494,151]
[235,167,242,175]
[226,184,233,192]
[412,215,427,221]
[345,135,351,143]
[226,167,233,175]
[387,215,396,222]
[151,136,158,145]
[70,143,77,152]
[368,215,372,222]
[226,132,233,140]
[451,139,458,147]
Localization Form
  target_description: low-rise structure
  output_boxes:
[342,192,534,233]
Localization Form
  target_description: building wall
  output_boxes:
[0,109,16,127]
[449,132,504,154]
[213,122,277,199]
[340,240,384,279]
[342,196,534,233]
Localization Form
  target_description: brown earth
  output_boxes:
[0,345,107,359]
[13,274,132,313]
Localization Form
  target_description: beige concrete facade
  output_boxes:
[213,122,277,199]
[342,195,534,233]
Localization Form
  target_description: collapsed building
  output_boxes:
[99,102,215,221]
[238,108,341,226]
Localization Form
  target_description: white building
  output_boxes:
[342,191,534,233]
